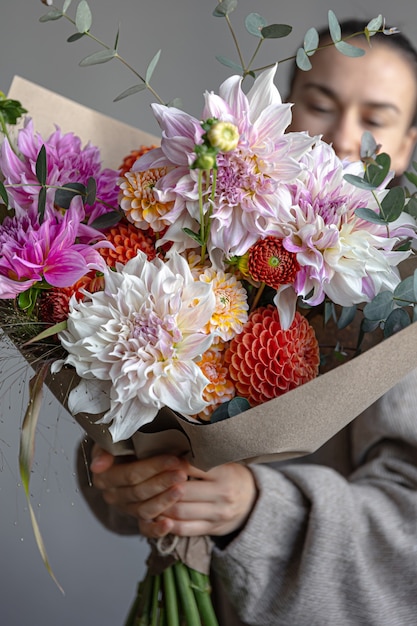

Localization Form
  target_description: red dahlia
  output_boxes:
[225,306,320,406]
[248,236,299,289]
[118,145,158,176]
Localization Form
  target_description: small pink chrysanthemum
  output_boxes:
[225,306,320,406]
[119,167,174,233]
[195,347,236,421]
[198,267,249,343]
[0,118,119,223]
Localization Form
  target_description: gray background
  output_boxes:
[1,1,416,625]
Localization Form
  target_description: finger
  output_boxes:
[93,454,186,490]
[90,445,115,473]
[102,467,187,508]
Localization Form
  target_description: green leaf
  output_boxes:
[213,0,237,17]
[38,186,47,223]
[363,291,395,321]
[113,83,147,102]
[328,10,341,43]
[19,363,64,594]
[39,8,63,22]
[366,153,391,187]
[384,308,410,337]
[35,145,47,185]
[394,275,417,306]
[167,97,183,109]
[183,227,204,246]
[0,96,28,125]
[360,131,378,159]
[324,300,334,325]
[380,186,405,222]
[354,207,387,225]
[0,180,8,206]
[403,170,417,187]
[295,47,312,71]
[79,49,117,66]
[67,32,85,42]
[215,56,244,73]
[406,196,417,218]
[114,25,120,50]
[366,15,383,34]
[18,288,37,312]
[245,13,267,38]
[54,182,86,208]
[303,27,319,55]
[86,176,97,205]
[261,24,292,39]
[337,305,357,329]
[75,0,92,33]
[344,173,375,190]
[23,321,67,346]
[89,210,122,229]
[146,49,161,84]
[63,0,72,12]
[334,40,365,57]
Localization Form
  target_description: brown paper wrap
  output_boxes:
[5,77,417,575]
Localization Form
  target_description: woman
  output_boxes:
[79,21,417,626]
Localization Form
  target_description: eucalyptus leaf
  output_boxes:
[384,308,410,337]
[360,131,378,159]
[366,153,391,187]
[406,196,417,218]
[79,49,117,66]
[35,145,47,185]
[114,25,120,50]
[67,32,85,42]
[86,177,97,205]
[75,0,92,33]
[394,275,417,307]
[63,0,72,12]
[334,40,365,57]
[324,300,334,325]
[295,47,312,71]
[380,186,405,222]
[146,50,161,84]
[113,83,147,102]
[261,24,292,39]
[354,207,386,225]
[366,15,383,34]
[39,8,63,22]
[344,173,375,190]
[167,97,183,109]
[361,317,381,333]
[89,210,122,229]
[303,27,319,55]
[245,13,267,38]
[403,170,417,187]
[213,0,237,17]
[328,10,341,43]
[337,305,357,329]
[210,397,250,422]
[363,291,395,321]
[0,181,8,206]
[55,182,86,209]
[215,56,244,73]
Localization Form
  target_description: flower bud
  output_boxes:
[207,121,239,153]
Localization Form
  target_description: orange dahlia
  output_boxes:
[248,236,299,289]
[37,273,104,324]
[225,306,320,406]
[99,221,157,267]
[118,145,158,176]
[196,348,236,421]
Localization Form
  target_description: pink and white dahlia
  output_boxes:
[271,142,416,327]
[0,118,119,223]
[134,66,316,264]
[55,251,217,441]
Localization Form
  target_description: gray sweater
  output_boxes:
[77,369,417,625]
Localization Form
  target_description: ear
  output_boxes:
[395,125,417,175]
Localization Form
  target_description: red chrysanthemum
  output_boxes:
[99,221,157,267]
[119,145,158,176]
[248,236,299,289]
[225,306,320,406]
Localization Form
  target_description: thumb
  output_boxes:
[90,444,115,473]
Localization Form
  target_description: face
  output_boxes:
[287,41,417,174]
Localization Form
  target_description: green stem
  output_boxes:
[162,566,180,626]
[189,569,219,626]
[150,574,161,626]
[173,562,202,626]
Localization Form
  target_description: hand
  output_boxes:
[90,445,257,539]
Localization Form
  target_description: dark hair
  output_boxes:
[288,19,417,126]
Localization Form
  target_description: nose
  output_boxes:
[323,112,362,163]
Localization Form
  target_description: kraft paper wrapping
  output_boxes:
[5,77,417,574]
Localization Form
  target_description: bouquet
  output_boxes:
[2,2,417,624]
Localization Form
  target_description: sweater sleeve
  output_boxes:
[212,368,417,626]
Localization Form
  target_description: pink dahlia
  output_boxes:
[225,306,320,406]
[0,118,119,223]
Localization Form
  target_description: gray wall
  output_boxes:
[1,1,416,624]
